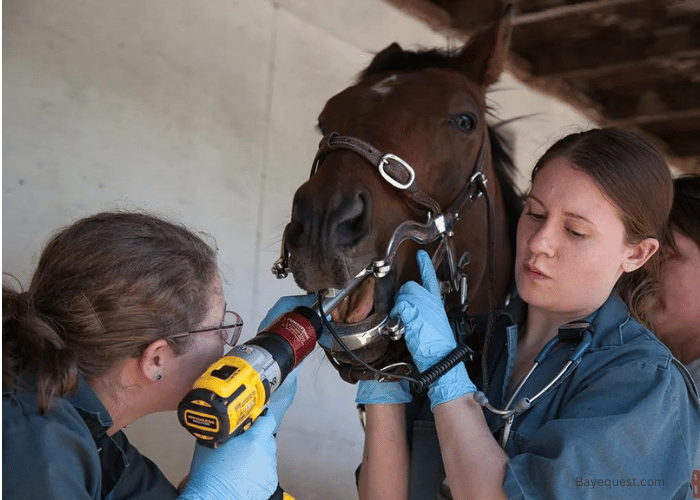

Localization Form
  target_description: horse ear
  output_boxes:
[367,42,404,72]
[457,4,513,86]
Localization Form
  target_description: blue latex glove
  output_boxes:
[391,250,476,409]
[258,294,318,332]
[356,379,412,405]
[267,366,298,434]
[179,413,278,500]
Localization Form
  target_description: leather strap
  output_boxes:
[312,133,442,217]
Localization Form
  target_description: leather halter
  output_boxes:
[311,132,488,224]
[311,131,489,293]
[298,130,496,382]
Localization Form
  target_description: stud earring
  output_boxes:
[156,373,162,381]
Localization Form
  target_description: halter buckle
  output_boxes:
[378,154,415,190]
[469,171,488,201]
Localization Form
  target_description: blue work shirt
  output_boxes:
[482,292,700,499]
[3,373,179,500]
[406,292,700,499]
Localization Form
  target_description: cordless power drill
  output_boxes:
[177,305,322,448]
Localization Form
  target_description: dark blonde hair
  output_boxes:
[532,127,673,327]
[3,211,219,412]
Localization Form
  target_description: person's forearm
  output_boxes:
[358,404,409,500]
[433,394,508,500]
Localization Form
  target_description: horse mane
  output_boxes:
[359,45,466,79]
[487,126,524,262]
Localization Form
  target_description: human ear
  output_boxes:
[138,339,175,382]
[623,237,660,272]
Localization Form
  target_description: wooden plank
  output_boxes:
[513,0,642,26]
[609,107,700,125]
[602,81,700,120]
[531,48,700,80]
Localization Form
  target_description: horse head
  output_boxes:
[277,7,522,382]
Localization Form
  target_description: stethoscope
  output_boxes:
[474,321,593,448]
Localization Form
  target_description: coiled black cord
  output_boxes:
[410,343,477,392]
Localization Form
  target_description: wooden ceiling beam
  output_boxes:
[600,80,700,120]
[530,48,700,80]
[512,0,642,26]
[668,155,700,174]
[609,107,700,126]
[662,136,700,156]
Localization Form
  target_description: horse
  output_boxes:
[273,7,523,384]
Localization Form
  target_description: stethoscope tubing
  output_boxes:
[475,330,593,448]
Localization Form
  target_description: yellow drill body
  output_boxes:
[178,306,321,448]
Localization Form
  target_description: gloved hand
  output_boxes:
[258,294,318,332]
[355,379,412,405]
[391,250,476,409]
[179,412,278,500]
[267,366,298,434]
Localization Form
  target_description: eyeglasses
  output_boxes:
[168,311,243,347]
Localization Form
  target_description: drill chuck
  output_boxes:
[178,306,322,447]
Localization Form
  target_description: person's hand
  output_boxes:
[267,366,298,434]
[391,250,476,409]
[355,379,412,405]
[179,413,278,500]
[258,294,318,332]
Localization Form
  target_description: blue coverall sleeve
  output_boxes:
[503,358,700,500]
[3,405,101,499]
[3,394,178,500]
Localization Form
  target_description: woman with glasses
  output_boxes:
[3,211,292,500]
[651,174,700,388]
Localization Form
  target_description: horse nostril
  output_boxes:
[334,189,371,248]
[287,183,372,252]
[287,194,312,250]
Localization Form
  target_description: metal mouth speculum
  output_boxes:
[271,210,464,354]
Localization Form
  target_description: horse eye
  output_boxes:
[450,113,477,133]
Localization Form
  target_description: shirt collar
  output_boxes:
[507,288,629,337]
[583,293,631,346]
[66,375,114,428]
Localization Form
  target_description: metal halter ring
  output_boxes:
[378,154,415,190]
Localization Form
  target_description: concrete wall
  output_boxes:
[2,1,594,498]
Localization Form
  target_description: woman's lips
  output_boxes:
[525,263,550,279]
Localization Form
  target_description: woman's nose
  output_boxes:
[528,223,556,257]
